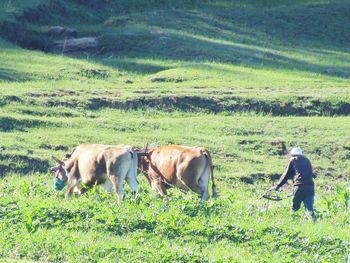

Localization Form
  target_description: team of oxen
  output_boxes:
[50,144,218,204]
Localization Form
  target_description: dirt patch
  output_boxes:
[39,144,69,151]
[86,96,222,111]
[0,153,50,176]
[10,94,350,116]
[240,173,281,184]
[269,140,287,156]
[84,96,350,116]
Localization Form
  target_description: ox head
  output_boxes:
[135,144,150,176]
[50,155,68,191]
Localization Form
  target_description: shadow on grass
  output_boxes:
[95,3,350,78]
[97,57,172,75]
[0,116,50,132]
[0,67,31,82]
[240,173,281,184]
[97,28,350,79]
[0,153,50,176]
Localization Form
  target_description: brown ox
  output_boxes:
[51,144,138,204]
[138,145,218,200]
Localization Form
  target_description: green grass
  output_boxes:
[0,171,349,262]
[0,105,349,261]
[0,107,349,179]
[0,0,350,262]
[1,1,350,115]
[0,40,349,116]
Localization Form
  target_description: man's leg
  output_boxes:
[303,193,316,221]
[292,187,303,211]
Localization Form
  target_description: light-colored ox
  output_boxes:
[51,144,139,204]
[138,145,218,200]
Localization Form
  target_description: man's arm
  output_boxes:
[275,160,293,190]
[310,160,316,178]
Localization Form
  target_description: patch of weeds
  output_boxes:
[39,144,69,151]
[78,68,110,79]
[149,76,185,83]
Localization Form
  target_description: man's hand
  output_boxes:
[267,186,277,192]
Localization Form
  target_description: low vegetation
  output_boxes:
[0,172,349,262]
[0,0,349,262]
[0,108,349,262]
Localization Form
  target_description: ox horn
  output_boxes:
[135,144,148,157]
[143,143,148,152]
[51,155,65,165]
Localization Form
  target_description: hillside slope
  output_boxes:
[0,0,349,115]
[0,2,349,262]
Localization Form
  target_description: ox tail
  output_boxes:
[129,150,138,180]
[203,150,218,199]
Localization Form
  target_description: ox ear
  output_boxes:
[51,155,65,166]
[136,152,148,157]
[49,165,58,172]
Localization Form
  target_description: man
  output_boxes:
[270,147,316,221]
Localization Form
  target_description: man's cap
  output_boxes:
[290,147,302,156]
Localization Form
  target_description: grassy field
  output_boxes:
[0,0,349,262]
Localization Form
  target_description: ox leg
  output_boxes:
[198,170,210,201]
[182,170,209,200]
[64,163,81,199]
[126,175,140,203]
[65,176,80,199]
[176,165,193,194]
[103,178,113,194]
[152,180,167,198]
[110,175,124,205]
[198,178,210,201]
[181,169,203,198]
[107,159,125,204]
